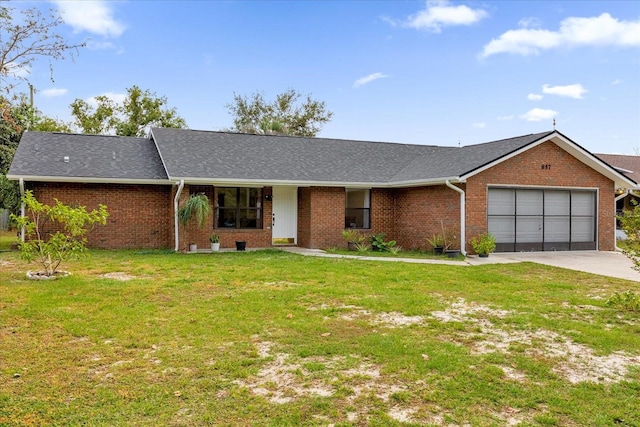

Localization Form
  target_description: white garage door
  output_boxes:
[488,188,596,252]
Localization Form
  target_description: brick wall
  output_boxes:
[302,187,345,249]
[29,182,173,249]
[466,140,616,251]
[175,185,273,251]
[26,140,616,252]
[394,186,462,251]
[297,187,312,248]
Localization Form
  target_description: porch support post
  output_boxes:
[446,179,466,256]
[174,180,185,252]
[19,178,25,242]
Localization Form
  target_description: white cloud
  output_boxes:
[497,115,514,121]
[528,93,543,101]
[520,108,557,122]
[473,122,486,128]
[518,17,542,29]
[612,79,623,85]
[86,40,117,50]
[481,13,640,57]
[41,88,68,97]
[54,0,125,37]
[403,0,488,33]
[542,83,587,99]
[353,72,389,88]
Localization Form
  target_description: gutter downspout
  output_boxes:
[446,180,466,256]
[19,178,25,242]
[174,180,185,252]
[615,189,632,252]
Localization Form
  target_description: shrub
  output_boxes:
[354,242,371,253]
[470,233,496,255]
[370,232,396,252]
[606,291,640,312]
[341,229,367,244]
[11,190,109,276]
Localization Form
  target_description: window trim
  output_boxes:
[216,187,263,230]
[345,188,371,229]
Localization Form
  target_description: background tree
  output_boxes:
[226,89,333,137]
[70,85,187,136]
[70,95,119,135]
[1,4,85,92]
[0,94,70,214]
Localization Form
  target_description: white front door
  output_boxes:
[272,186,297,244]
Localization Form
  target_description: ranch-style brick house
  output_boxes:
[7,128,636,254]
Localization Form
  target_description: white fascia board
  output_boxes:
[6,175,173,185]
[460,132,637,189]
[386,176,464,188]
[171,176,463,188]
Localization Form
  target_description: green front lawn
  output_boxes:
[1,249,638,426]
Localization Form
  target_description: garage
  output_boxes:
[487,187,597,252]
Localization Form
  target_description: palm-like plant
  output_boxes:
[178,194,211,228]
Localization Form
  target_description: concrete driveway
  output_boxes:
[284,247,640,282]
[469,251,640,282]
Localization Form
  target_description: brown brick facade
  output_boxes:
[24,140,617,252]
[29,182,173,249]
[465,141,616,252]
[175,185,274,251]
[393,186,463,251]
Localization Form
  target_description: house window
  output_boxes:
[216,187,262,229]
[345,189,370,229]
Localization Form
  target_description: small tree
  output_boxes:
[618,202,640,272]
[11,190,108,277]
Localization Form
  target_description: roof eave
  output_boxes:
[169,176,463,188]
[459,131,637,189]
[6,174,172,185]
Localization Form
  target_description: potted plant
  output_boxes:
[342,229,367,251]
[426,233,447,255]
[470,232,496,257]
[178,193,211,252]
[426,220,455,255]
[209,233,220,252]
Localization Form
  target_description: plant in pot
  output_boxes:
[209,233,220,252]
[341,229,367,251]
[178,193,211,252]
[470,232,496,257]
[426,233,447,255]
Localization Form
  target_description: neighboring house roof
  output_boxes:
[8,128,635,189]
[595,153,640,182]
[7,131,169,183]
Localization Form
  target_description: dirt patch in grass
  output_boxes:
[372,312,424,328]
[309,303,424,328]
[99,272,137,281]
[235,340,415,423]
[431,298,640,384]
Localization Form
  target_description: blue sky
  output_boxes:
[8,0,640,154]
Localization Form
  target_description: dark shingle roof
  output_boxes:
[8,132,168,181]
[150,128,554,184]
[595,153,640,180]
[8,128,567,185]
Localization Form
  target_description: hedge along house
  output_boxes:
[8,128,635,254]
